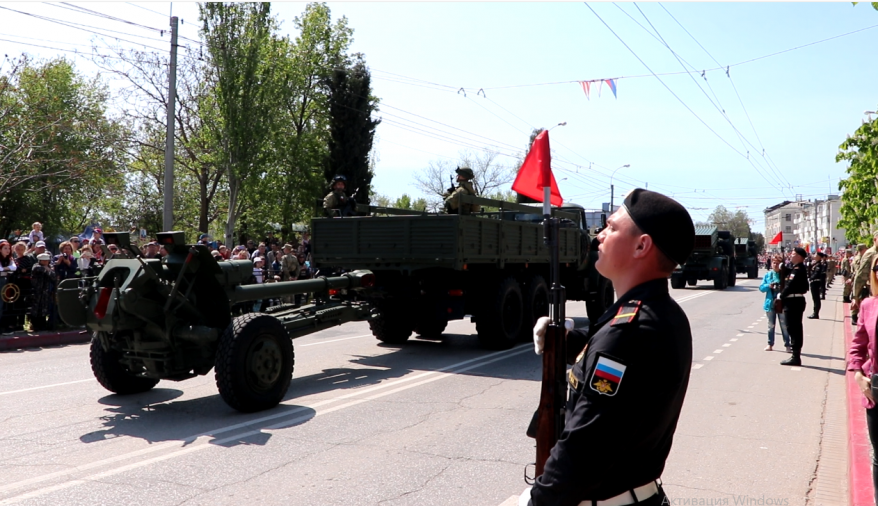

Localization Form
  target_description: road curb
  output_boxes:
[0,329,90,351]
[844,302,874,505]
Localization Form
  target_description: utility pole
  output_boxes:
[163,16,179,232]
[610,184,614,214]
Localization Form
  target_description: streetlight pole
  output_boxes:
[609,164,630,213]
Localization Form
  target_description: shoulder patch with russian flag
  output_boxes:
[610,300,641,326]
[589,354,627,396]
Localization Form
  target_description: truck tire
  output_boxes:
[713,265,729,290]
[670,275,686,290]
[728,267,737,287]
[586,277,615,323]
[90,332,159,395]
[748,265,759,279]
[215,313,294,413]
[687,279,697,286]
[477,276,523,350]
[521,275,549,340]
[370,302,414,344]
[414,320,448,340]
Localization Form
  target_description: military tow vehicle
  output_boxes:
[670,226,736,289]
[57,231,376,412]
[311,194,614,350]
[733,237,760,279]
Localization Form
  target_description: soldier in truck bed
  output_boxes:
[443,166,481,214]
[323,175,349,217]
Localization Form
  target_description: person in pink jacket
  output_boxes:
[847,253,878,501]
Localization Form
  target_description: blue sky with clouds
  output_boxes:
[2,2,876,231]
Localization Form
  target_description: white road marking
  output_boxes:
[691,364,704,370]
[790,367,802,371]
[674,292,714,303]
[736,334,744,337]
[713,350,724,354]
[730,338,738,342]
[299,334,373,347]
[0,378,94,397]
[704,356,714,361]
[0,345,532,502]
[722,343,731,347]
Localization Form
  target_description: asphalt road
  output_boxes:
[0,272,845,506]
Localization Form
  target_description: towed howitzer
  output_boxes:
[56,231,375,412]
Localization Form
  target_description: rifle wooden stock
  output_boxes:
[535,323,567,477]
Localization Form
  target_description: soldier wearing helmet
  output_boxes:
[323,175,349,217]
[443,166,481,214]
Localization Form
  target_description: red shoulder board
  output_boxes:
[611,300,642,326]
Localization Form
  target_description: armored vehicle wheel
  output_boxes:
[728,268,737,287]
[370,302,414,344]
[586,277,615,322]
[670,275,686,290]
[477,276,523,350]
[90,333,159,395]
[521,275,549,340]
[748,265,759,279]
[687,279,697,286]
[215,313,294,413]
[414,320,448,340]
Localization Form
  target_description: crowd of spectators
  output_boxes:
[0,222,313,334]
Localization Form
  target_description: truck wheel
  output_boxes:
[748,265,758,279]
[370,303,414,344]
[586,277,615,322]
[713,267,726,290]
[521,275,549,340]
[728,268,737,287]
[90,332,159,395]
[215,313,294,413]
[687,279,697,286]
[670,275,686,290]
[477,277,523,350]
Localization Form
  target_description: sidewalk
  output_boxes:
[0,327,90,351]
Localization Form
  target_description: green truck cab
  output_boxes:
[311,195,614,350]
[670,226,736,290]
[733,237,760,279]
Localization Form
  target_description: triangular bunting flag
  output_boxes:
[579,81,590,100]
[605,79,617,98]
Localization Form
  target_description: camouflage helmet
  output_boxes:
[332,175,347,184]
[455,166,475,180]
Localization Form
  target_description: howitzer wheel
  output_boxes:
[215,313,294,413]
[476,276,523,350]
[90,332,159,395]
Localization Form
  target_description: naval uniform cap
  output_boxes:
[793,247,808,258]
[621,188,695,266]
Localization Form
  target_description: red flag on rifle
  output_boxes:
[511,130,563,206]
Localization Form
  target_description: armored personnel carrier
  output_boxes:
[670,226,736,289]
[311,195,613,350]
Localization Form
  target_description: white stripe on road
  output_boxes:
[691,364,704,370]
[299,334,372,347]
[0,378,94,397]
[0,345,532,503]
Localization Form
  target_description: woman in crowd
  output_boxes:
[0,240,17,330]
[76,246,98,278]
[760,254,791,352]
[29,252,56,331]
[53,241,79,282]
[848,253,878,503]
[11,241,27,260]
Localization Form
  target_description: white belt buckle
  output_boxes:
[583,481,659,506]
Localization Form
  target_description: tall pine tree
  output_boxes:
[323,55,380,205]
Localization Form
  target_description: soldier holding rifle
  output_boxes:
[525,189,695,506]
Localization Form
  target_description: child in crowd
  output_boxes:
[27,222,44,246]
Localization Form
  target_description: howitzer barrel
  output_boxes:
[226,270,375,303]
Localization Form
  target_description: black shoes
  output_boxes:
[844,297,851,303]
[780,355,802,366]
[853,315,859,325]
[807,314,819,319]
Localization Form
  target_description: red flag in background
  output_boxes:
[768,231,783,245]
[511,130,563,206]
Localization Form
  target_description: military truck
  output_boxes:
[733,237,760,279]
[311,194,614,350]
[670,226,736,289]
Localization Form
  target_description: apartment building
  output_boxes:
[763,195,846,253]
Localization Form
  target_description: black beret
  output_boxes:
[794,247,807,258]
[622,188,695,265]
[816,251,826,258]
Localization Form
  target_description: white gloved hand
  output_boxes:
[533,317,574,355]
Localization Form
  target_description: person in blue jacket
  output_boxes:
[760,254,790,352]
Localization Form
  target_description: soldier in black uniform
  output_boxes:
[528,188,695,506]
[779,247,809,366]
[807,252,827,319]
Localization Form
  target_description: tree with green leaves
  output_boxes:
[323,54,380,206]
[200,2,278,246]
[707,205,751,239]
[413,150,517,212]
[837,111,878,244]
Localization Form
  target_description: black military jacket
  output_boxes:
[780,262,809,298]
[530,277,692,506]
[808,261,827,283]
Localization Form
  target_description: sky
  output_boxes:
[1,1,876,233]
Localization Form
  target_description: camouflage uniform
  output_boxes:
[443,167,481,214]
[323,190,348,217]
[841,251,854,300]
[852,244,876,322]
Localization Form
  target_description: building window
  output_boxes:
[785,214,791,221]
[785,226,791,233]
